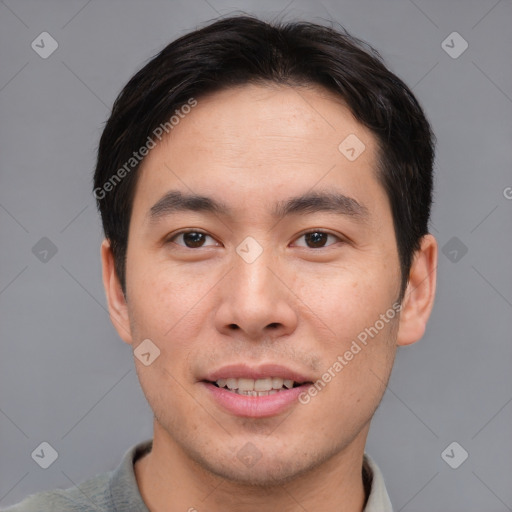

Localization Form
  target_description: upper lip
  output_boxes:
[202,363,314,383]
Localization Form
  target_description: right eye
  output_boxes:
[167,230,220,249]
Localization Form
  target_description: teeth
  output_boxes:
[215,377,298,392]
[226,378,238,390]
[238,378,254,391]
[254,378,272,392]
[227,389,281,396]
[272,377,284,389]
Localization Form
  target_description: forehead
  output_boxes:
[161,83,375,162]
[133,83,387,224]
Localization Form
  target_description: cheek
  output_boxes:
[295,261,398,391]
[309,316,398,432]
[134,360,203,437]
[128,268,207,413]
[292,258,396,340]
[126,259,221,365]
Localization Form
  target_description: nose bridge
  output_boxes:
[215,236,298,339]
[232,237,277,304]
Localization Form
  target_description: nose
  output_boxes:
[214,242,299,342]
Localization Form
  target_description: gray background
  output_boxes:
[1,0,511,510]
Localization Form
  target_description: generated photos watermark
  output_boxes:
[298,301,403,405]
[93,97,198,200]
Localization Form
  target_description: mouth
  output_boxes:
[200,365,314,417]
[208,377,305,396]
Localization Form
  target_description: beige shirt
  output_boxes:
[3,439,393,511]
[362,452,394,511]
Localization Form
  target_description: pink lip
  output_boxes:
[203,363,312,383]
[200,363,314,418]
[202,382,310,418]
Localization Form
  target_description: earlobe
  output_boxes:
[100,239,133,345]
[396,234,438,346]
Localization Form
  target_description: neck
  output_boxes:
[135,422,369,512]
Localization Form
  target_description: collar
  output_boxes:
[362,453,394,511]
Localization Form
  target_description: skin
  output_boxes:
[101,83,437,512]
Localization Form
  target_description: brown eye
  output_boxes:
[169,231,218,248]
[294,231,341,249]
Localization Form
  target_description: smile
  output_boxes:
[212,377,302,396]
[201,365,314,417]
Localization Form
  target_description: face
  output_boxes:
[114,84,405,485]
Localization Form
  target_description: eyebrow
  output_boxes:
[148,189,369,223]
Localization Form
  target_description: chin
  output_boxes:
[186,440,337,488]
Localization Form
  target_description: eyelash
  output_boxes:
[166,229,344,249]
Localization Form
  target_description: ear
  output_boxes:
[101,239,133,345]
[396,234,438,346]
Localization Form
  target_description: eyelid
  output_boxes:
[166,229,219,247]
[291,229,345,247]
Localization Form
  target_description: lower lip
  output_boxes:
[202,382,309,418]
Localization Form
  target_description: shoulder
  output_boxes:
[1,471,113,512]
[2,440,153,512]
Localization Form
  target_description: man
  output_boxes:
[4,14,437,512]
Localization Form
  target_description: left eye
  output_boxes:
[169,231,218,248]
[293,231,342,249]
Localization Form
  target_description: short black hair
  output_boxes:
[93,15,435,302]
